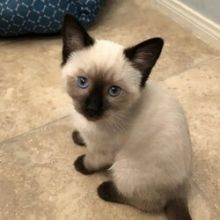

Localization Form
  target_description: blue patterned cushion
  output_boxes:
[0,0,101,36]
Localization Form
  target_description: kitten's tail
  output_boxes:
[165,198,192,220]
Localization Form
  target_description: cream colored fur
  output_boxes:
[62,40,192,212]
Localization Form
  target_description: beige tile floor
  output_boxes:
[0,0,219,219]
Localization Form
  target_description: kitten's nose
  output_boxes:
[86,102,100,116]
[85,94,103,118]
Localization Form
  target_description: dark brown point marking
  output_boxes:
[74,155,95,175]
[62,14,95,65]
[124,37,164,87]
[72,130,86,147]
[97,181,124,204]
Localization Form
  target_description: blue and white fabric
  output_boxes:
[0,0,101,36]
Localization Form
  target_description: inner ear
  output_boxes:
[124,38,164,87]
[62,14,95,65]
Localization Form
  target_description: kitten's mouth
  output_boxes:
[83,110,103,121]
[84,115,101,121]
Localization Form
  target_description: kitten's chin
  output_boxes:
[84,115,102,122]
[74,108,103,122]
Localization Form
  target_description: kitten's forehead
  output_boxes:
[62,40,141,91]
[63,41,122,75]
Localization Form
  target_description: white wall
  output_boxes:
[180,0,220,24]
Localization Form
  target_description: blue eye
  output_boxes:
[77,76,89,89]
[108,86,122,97]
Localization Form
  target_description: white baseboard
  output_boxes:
[153,0,220,49]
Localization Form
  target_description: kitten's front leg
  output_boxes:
[72,130,86,147]
[74,155,94,175]
[74,152,113,175]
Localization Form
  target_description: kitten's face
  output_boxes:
[62,41,141,121]
[61,15,163,121]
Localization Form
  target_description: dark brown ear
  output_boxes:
[62,14,95,65]
[124,38,164,87]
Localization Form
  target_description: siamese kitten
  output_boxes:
[61,15,192,220]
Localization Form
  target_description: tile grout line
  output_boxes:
[192,179,220,215]
[0,114,71,146]
[0,36,61,46]
[1,117,219,215]
[163,54,220,215]
[1,54,220,215]
[1,56,219,144]
[161,55,220,82]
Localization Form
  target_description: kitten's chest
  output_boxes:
[73,111,126,151]
[83,127,125,152]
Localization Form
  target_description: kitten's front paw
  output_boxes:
[74,155,94,175]
[72,130,86,147]
[97,181,119,202]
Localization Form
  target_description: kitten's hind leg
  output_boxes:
[97,181,164,213]
[72,130,86,147]
[97,181,125,204]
